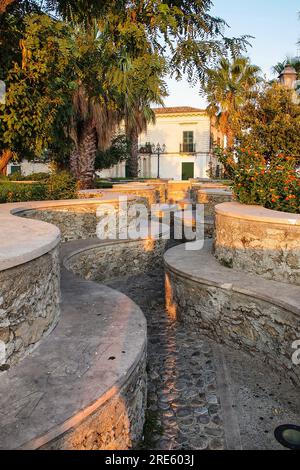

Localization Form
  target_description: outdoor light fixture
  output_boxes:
[151,143,166,179]
[274,425,300,450]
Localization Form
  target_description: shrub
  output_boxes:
[219,148,300,214]
[0,182,47,203]
[94,179,113,189]
[8,172,50,182]
[0,171,77,203]
[45,171,77,200]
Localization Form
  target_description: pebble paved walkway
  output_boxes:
[106,270,225,450]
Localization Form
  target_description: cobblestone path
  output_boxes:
[106,271,225,450]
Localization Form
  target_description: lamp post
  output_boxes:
[151,143,166,179]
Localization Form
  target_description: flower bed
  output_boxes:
[219,148,300,214]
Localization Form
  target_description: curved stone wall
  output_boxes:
[167,181,192,203]
[64,238,168,282]
[17,196,138,243]
[215,202,300,285]
[164,242,300,387]
[0,247,60,367]
[197,189,233,217]
[0,198,148,449]
[80,184,157,207]
[0,204,61,366]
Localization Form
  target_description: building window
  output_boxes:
[180,131,196,153]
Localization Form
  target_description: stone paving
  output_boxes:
[106,270,225,450]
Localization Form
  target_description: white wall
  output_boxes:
[142,113,211,155]
[149,154,209,180]
[94,111,212,180]
[7,160,51,176]
[141,112,211,179]
[97,161,126,179]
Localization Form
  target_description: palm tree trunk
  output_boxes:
[0,149,13,174]
[128,128,139,178]
[77,125,97,189]
[70,148,79,179]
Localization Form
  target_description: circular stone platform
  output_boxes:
[164,241,300,387]
[215,202,300,285]
[0,241,147,450]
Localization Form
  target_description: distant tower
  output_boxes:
[279,64,297,90]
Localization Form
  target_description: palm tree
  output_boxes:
[272,57,300,78]
[69,86,120,188]
[122,56,167,178]
[125,106,155,178]
[204,57,262,147]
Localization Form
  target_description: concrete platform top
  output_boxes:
[79,185,155,195]
[164,241,300,318]
[0,214,60,271]
[0,240,147,450]
[198,188,232,195]
[0,196,135,271]
[216,202,300,226]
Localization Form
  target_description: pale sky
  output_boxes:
[164,0,300,108]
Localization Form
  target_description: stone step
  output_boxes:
[0,242,147,450]
[164,241,300,387]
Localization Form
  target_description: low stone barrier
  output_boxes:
[143,180,168,203]
[79,184,157,207]
[64,237,169,282]
[167,181,192,203]
[0,205,61,366]
[196,189,233,217]
[16,196,137,243]
[215,202,300,286]
[0,255,147,449]
[190,182,230,202]
[0,199,148,449]
[164,242,300,387]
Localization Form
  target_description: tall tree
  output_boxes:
[272,57,300,78]
[235,82,300,160]
[204,57,262,147]
[119,54,167,177]
[1,0,249,186]
[0,14,76,172]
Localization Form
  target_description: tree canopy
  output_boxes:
[0,0,250,183]
[204,56,262,146]
[236,83,300,160]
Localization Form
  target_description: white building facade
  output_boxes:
[99,107,212,180]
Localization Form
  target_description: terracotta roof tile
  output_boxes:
[153,106,206,115]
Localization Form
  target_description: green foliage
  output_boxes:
[219,148,300,214]
[0,13,76,160]
[204,56,262,145]
[45,171,77,200]
[0,171,77,202]
[0,181,47,202]
[95,134,130,171]
[7,171,50,181]
[236,83,300,160]
[94,180,113,189]
[0,0,249,181]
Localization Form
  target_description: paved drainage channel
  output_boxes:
[106,270,300,451]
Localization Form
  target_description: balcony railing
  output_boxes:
[180,143,196,153]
